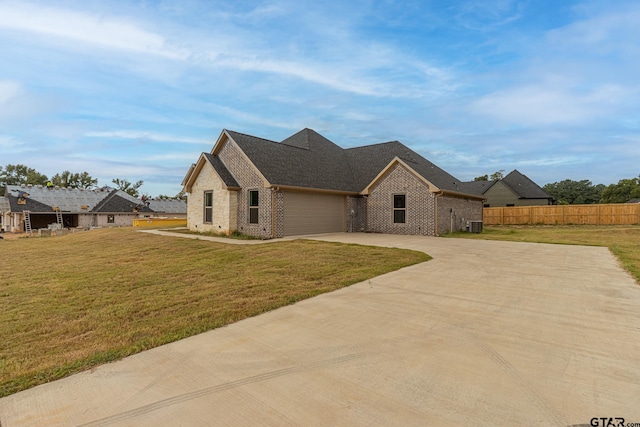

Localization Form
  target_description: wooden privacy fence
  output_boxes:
[484,204,640,226]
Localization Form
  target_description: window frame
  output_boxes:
[248,190,259,224]
[393,194,406,224]
[203,190,213,224]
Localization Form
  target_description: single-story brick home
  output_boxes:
[182,128,484,238]
[1,184,186,232]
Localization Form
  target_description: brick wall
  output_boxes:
[436,194,483,235]
[187,162,237,234]
[367,164,436,236]
[219,139,273,238]
[272,189,284,238]
[347,195,367,232]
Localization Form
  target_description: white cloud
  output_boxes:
[470,86,589,126]
[85,131,207,145]
[0,2,186,59]
[454,0,525,30]
[0,80,22,104]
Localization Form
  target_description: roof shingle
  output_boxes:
[220,129,472,195]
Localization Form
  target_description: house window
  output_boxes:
[204,191,213,223]
[107,215,114,224]
[393,194,406,224]
[249,190,259,224]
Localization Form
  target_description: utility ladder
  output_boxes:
[23,210,32,234]
[55,209,63,227]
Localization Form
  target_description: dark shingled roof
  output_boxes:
[203,153,240,188]
[7,193,53,213]
[345,141,464,193]
[501,170,552,199]
[458,180,497,196]
[221,129,470,194]
[227,129,357,192]
[92,189,153,213]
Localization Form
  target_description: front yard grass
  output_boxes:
[447,225,640,283]
[0,228,430,397]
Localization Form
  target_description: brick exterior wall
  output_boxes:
[347,195,367,232]
[218,139,274,239]
[187,162,237,234]
[367,164,436,236]
[272,189,284,238]
[436,194,483,235]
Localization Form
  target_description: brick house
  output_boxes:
[181,128,484,238]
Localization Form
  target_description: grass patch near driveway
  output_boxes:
[447,225,640,283]
[0,228,430,397]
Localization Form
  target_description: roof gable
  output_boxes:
[502,170,552,199]
[361,157,439,195]
[346,141,464,193]
[182,152,241,193]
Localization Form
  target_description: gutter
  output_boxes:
[270,184,358,196]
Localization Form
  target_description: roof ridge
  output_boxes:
[226,129,279,145]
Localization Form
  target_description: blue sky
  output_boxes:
[1,0,638,196]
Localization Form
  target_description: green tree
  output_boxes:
[112,178,144,198]
[474,174,489,181]
[490,170,505,180]
[51,171,98,189]
[0,164,49,196]
[600,177,640,203]
[157,191,187,200]
[543,179,605,205]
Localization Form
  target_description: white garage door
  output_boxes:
[283,192,346,236]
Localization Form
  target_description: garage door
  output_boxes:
[283,192,346,236]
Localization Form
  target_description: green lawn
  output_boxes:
[447,225,640,283]
[0,228,430,397]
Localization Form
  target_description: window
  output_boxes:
[204,191,213,223]
[249,190,259,224]
[393,194,406,224]
[107,215,114,224]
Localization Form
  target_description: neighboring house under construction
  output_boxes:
[0,185,186,233]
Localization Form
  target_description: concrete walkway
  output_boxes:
[2,233,640,426]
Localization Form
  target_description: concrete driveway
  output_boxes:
[2,233,640,426]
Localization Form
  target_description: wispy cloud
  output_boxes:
[85,131,208,145]
[0,2,186,59]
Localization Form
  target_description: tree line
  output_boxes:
[0,163,184,199]
[475,170,640,205]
